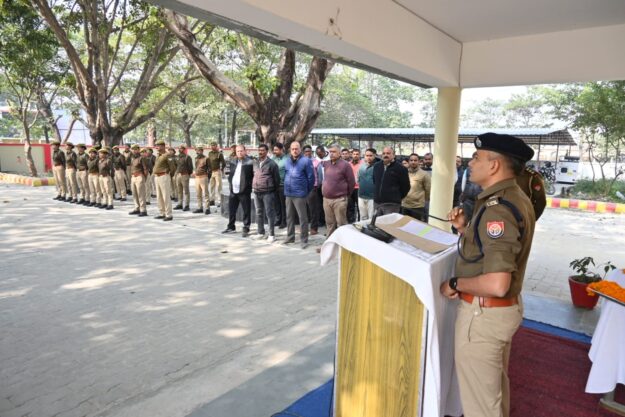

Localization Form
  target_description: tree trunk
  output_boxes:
[230,109,237,144]
[183,126,192,147]
[37,93,62,143]
[21,120,38,177]
[147,122,157,147]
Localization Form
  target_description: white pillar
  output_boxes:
[429,87,462,232]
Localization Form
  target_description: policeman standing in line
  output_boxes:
[64,142,79,203]
[86,148,101,207]
[167,147,179,203]
[152,140,174,221]
[76,144,90,205]
[124,147,133,196]
[174,144,193,211]
[440,133,537,417]
[112,145,128,201]
[128,144,149,217]
[51,141,67,201]
[98,148,115,210]
[193,145,211,214]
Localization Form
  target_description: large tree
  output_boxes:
[30,0,200,147]
[162,10,334,146]
[0,0,67,176]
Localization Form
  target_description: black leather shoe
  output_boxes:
[53,195,61,200]
[88,202,94,206]
[146,202,151,205]
[192,208,203,213]
[154,215,165,219]
[174,204,183,210]
[120,198,127,201]
[65,197,72,202]
[221,228,235,234]
[138,212,147,217]
[183,206,190,212]
[99,204,106,209]
[205,209,210,215]
[163,216,173,221]
[129,210,140,215]
[71,199,78,203]
[106,205,113,210]
[78,199,84,204]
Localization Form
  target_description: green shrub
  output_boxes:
[571,179,625,202]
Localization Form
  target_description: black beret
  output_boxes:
[474,132,534,163]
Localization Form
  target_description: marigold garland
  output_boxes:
[587,280,625,302]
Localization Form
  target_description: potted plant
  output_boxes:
[568,257,616,309]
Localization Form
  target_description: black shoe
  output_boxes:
[53,195,61,200]
[209,200,215,206]
[151,194,156,198]
[163,216,173,221]
[127,190,132,195]
[221,228,235,234]
[120,198,127,201]
[88,202,94,206]
[279,224,287,229]
[129,210,140,215]
[106,205,113,210]
[78,199,84,204]
[95,203,102,208]
[138,212,147,217]
[115,197,122,201]
[204,209,210,215]
[65,197,72,202]
[192,208,203,214]
[71,199,78,203]
[242,230,249,238]
[146,201,151,205]
[183,206,190,212]
[154,215,165,219]
[174,204,183,210]
[99,204,106,209]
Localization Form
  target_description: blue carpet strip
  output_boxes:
[272,319,592,417]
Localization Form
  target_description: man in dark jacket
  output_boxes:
[321,144,355,237]
[283,141,315,249]
[252,144,281,242]
[373,146,410,215]
[223,145,254,237]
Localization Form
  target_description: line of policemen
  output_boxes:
[50,140,226,220]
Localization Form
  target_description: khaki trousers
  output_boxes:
[170,175,178,199]
[176,173,190,206]
[131,175,147,212]
[66,168,78,199]
[323,196,348,237]
[145,173,153,202]
[53,166,67,197]
[114,169,127,198]
[125,166,131,189]
[155,174,173,217]
[455,297,523,417]
[78,170,89,201]
[88,174,101,203]
[99,176,114,206]
[209,170,222,204]
[195,175,209,209]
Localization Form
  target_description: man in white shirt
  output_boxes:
[222,145,254,237]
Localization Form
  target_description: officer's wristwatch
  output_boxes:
[449,277,458,291]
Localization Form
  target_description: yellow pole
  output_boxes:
[429,87,462,232]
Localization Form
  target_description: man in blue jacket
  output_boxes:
[283,141,315,249]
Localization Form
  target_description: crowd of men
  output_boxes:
[50,138,480,244]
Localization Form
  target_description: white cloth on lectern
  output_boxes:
[586,268,625,393]
[320,213,463,417]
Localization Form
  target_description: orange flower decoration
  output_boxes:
[587,280,625,302]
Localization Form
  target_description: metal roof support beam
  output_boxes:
[430,87,462,231]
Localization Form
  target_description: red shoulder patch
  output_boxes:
[486,221,505,238]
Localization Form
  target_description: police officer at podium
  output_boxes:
[440,132,537,417]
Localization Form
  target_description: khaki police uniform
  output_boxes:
[65,147,79,201]
[175,151,193,209]
[207,149,226,205]
[454,179,535,417]
[194,150,210,212]
[76,148,90,203]
[124,150,132,193]
[98,151,115,207]
[112,149,127,199]
[87,150,101,205]
[130,147,149,214]
[52,145,67,199]
[153,149,173,218]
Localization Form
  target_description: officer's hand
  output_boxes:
[447,206,466,231]
[440,280,459,299]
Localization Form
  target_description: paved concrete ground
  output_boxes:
[1,183,624,417]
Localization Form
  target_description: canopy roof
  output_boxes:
[309,128,576,146]
[150,0,625,88]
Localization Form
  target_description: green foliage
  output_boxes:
[571,179,625,202]
[569,256,616,283]
[317,65,418,128]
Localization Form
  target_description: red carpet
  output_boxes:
[510,326,624,417]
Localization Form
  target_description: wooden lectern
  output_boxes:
[319,214,462,417]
